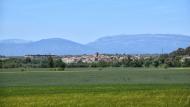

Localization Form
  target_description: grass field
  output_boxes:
[0,67,190,107]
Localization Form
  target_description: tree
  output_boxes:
[0,60,2,68]
[48,56,54,68]
[153,60,159,68]
[158,56,166,64]
[144,60,151,68]
[55,59,62,67]
[55,59,66,70]
[91,62,98,67]
[165,58,173,67]
[182,59,190,67]
[25,57,32,63]
[173,60,182,67]
[60,62,66,70]
[129,59,144,67]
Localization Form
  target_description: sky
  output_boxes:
[0,0,190,44]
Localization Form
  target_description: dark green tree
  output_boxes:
[153,60,159,68]
[48,56,54,68]
[25,57,32,63]
[0,60,2,68]
[55,59,66,70]
[182,59,190,67]
[60,62,66,70]
[144,60,151,68]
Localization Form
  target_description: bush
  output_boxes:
[144,60,151,68]
[182,59,190,67]
[153,60,159,68]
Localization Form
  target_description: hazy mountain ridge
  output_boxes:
[87,34,190,54]
[0,38,95,56]
[0,34,190,56]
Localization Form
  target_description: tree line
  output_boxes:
[0,56,66,70]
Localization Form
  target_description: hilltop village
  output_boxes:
[61,53,145,64]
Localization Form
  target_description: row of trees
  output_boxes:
[0,56,66,70]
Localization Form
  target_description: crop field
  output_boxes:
[0,67,190,107]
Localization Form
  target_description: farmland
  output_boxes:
[0,67,190,107]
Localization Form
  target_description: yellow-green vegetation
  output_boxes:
[0,85,190,107]
[0,68,190,107]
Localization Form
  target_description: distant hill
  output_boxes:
[170,46,190,56]
[87,34,190,54]
[0,38,95,56]
[0,34,190,56]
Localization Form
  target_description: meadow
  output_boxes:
[0,67,190,107]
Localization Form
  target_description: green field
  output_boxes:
[0,67,190,107]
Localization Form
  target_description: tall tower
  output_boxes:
[95,52,99,61]
[96,52,99,57]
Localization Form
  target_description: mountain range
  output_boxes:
[1,34,190,56]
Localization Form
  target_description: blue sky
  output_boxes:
[1,0,190,44]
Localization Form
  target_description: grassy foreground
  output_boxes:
[0,85,190,107]
[0,67,190,107]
